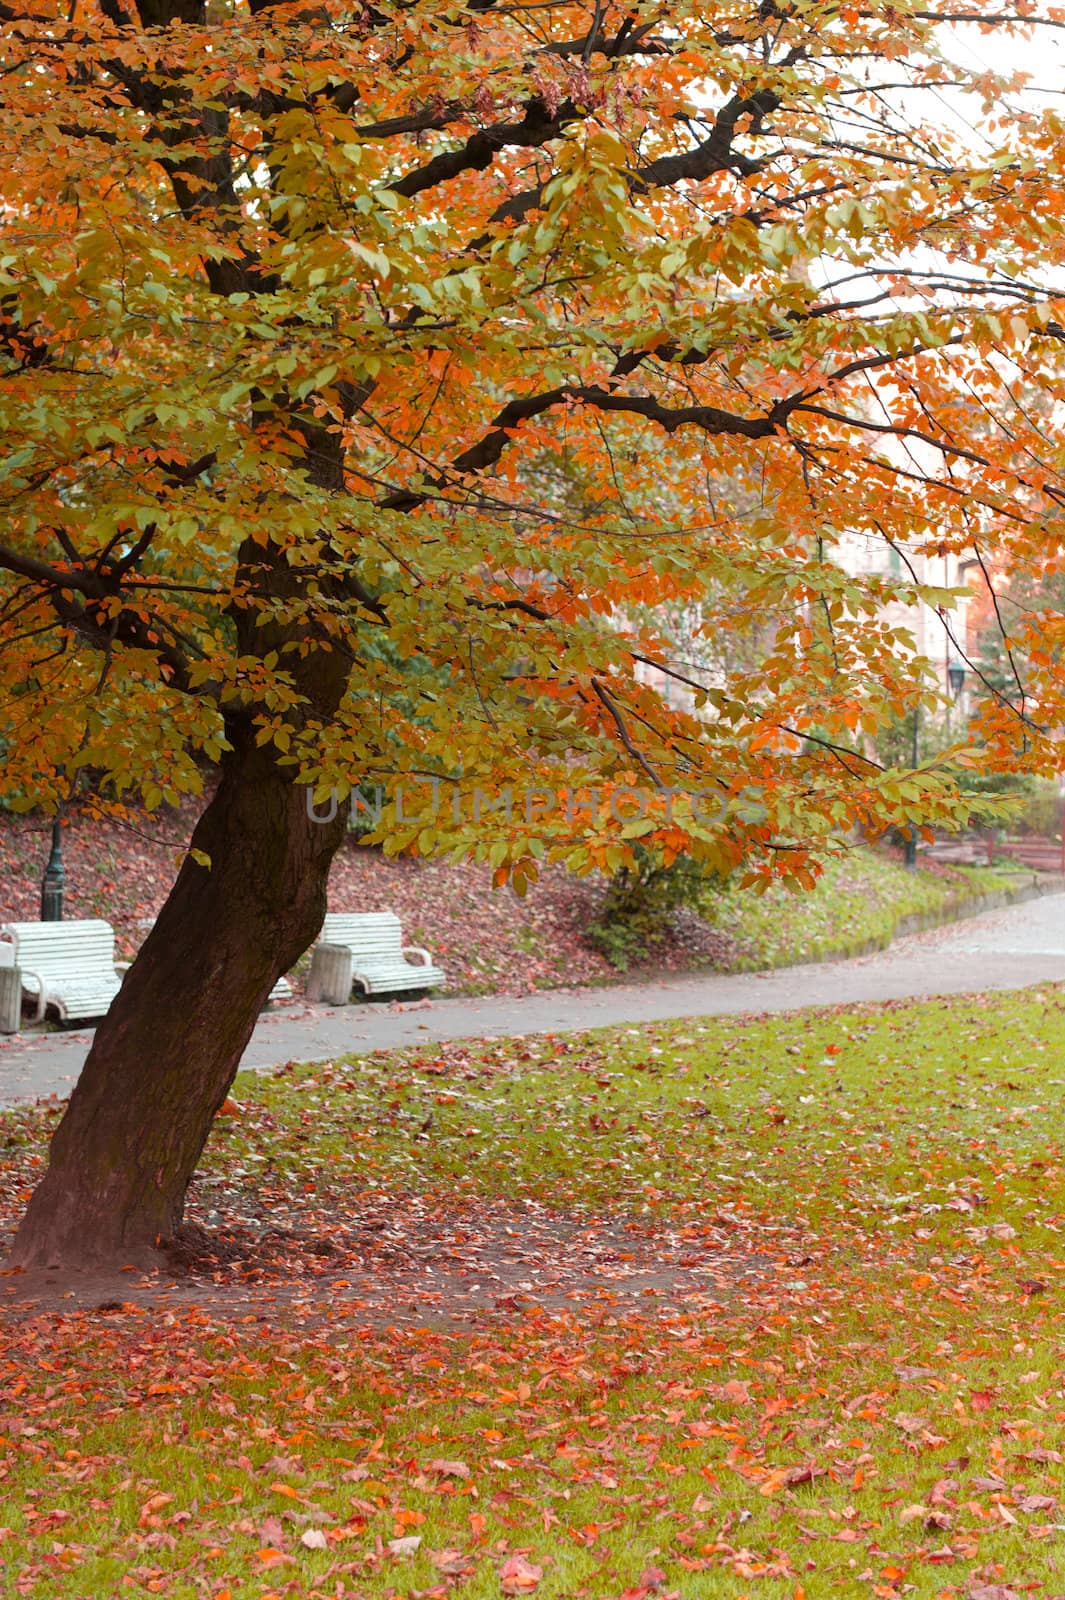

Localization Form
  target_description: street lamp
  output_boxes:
[906,660,968,871]
[40,813,65,921]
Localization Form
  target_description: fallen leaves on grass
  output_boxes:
[2,990,1065,1597]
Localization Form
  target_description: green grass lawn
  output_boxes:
[3,986,1065,1597]
[705,852,1032,971]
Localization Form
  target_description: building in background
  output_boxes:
[835,529,976,717]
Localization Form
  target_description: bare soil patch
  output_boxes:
[0,1196,778,1332]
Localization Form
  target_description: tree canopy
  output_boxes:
[3,0,1065,1264]
[5,0,1064,882]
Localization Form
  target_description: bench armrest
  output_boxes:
[19,966,48,1023]
[402,946,434,967]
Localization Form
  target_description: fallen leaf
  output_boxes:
[719,1379,751,1404]
[387,1535,422,1557]
[893,1412,926,1435]
[1015,1493,1056,1512]
[500,1554,544,1593]
[254,1548,291,1570]
[430,1548,476,1576]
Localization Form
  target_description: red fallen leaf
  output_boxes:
[824,1044,842,1055]
[640,1567,668,1590]
[217,1099,241,1116]
[968,1586,1022,1600]
[929,1478,957,1505]
[1015,1493,1056,1512]
[428,1458,470,1479]
[500,1554,544,1593]
[970,1389,994,1411]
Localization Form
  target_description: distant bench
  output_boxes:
[307,911,446,1003]
[0,918,291,1026]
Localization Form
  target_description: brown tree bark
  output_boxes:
[5,0,364,1272]
[6,732,348,1270]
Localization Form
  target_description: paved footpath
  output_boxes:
[1,891,1062,1107]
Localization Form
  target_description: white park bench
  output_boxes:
[309,911,445,1002]
[0,918,290,1026]
[0,919,127,1023]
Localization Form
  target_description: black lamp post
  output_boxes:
[40,814,65,921]
[904,661,967,871]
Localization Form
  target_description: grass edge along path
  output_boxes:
[704,855,1039,974]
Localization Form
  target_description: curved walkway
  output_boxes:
[1,891,1063,1107]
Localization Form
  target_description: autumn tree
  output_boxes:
[2,0,1064,1267]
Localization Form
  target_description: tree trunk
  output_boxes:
[7,734,348,1270]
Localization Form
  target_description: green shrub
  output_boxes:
[1011,779,1063,838]
[587,848,717,970]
